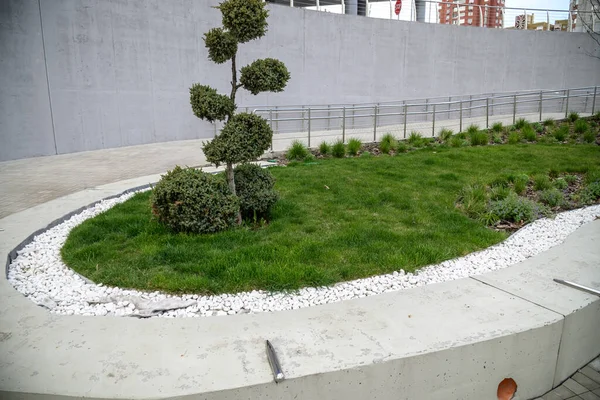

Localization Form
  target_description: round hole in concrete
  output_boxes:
[497,378,517,400]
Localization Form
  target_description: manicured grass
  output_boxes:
[62,145,600,295]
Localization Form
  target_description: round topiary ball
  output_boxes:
[151,166,239,234]
[240,58,290,95]
[234,163,278,219]
[218,0,268,43]
[203,27,237,64]
[189,84,235,123]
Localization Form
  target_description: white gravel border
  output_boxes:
[7,189,600,318]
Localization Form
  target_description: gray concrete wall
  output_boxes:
[1,0,600,161]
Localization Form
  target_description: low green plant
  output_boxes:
[491,122,503,133]
[360,151,371,157]
[234,163,278,220]
[492,133,503,144]
[489,185,511,201]
[580,182,600,204]
[574,119,589,134]
[380,133,398,154]
[286,140,310,161]
[455,131,467,139]
[583,131,596,143]
[397,142,408,153]
[538,188,564,207]
[553,125,569,142]
[567,111,580,122]
[488,192,544,224]
[515,118,529,130]
[554,178,568,190]
[543,118,555,128]
[450,136,465,148]
[319,141,331,155]
[532,122,543,133]
[537,136,557,144]
[470,131,488,146]
[347,138,362,156]
[564,174,578,184]
[533,174,552,191]
[508,132,520,144]
[508,173,529,195]
[331,139,346,158]
[408,131,425,147]
[151,166,239,234]
[456,183,488,218]
[478,212,500,226]
[439,128,454,142]
[521,125,537,142]
[466,124,480,136]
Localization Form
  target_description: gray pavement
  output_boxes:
[535,357,600,399]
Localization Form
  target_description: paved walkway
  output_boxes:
[536,357,600,399]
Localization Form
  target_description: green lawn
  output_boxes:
[61,144,600,295]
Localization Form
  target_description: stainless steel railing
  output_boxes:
[247,86,598,147]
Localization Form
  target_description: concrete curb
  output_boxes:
[0,176,599,400]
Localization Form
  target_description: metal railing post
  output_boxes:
[352,104,355,129]
[546,11,550,30]
[565,89,570,118]
[524,9,528,30]
[568,11,572,32]
[307,107,311,148]
[592,86,597,115]
[432,104,436,137]
[342,107,346,143]
[459,100,463,132]
[275,106,279,134]
[539,91,543,122]
[301,106,305,132]
[327,104,331,131]
[403,104,408,138]
[290,0,293,7]
[373,105,378,142]
[513,95,517,124]
[269,109,273,151]
[486,97,489,129]
[316,0,320,11]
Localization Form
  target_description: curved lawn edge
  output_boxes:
[7,185,600,318]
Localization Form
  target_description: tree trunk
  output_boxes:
[226,162,242,224]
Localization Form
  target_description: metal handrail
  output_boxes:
[247,85,598,145]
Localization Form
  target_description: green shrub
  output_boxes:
[580,182,600,204]
[574,119,589,134]
[456,131,468,139]
[564,174,578,184]
[532,122,543,133]
[478,212,500,226]
[240,58,290,95]
[466,124,480,136]
[470,131,488,146]
[533,174,553,191]
[553,125,569,142]
[515,118,529,130]
[508,132,520,144]
[491,122,503,133]
[456,183,488,218]
[488,192,544,224]
[583,131,596,143]
[397,142,408,153]
[203,28,237,64]
[439,128,454,142]
[331,139,346,158]
[543,118,555,127]
[489,185,511,201]
[380,133,398,154]
[234,164,278,220]
[508,174,529,195]
[347,138,362,156]
[319,141,331,155]
[408,131,425,147]
[450,136,465,148]
[286,140,310,161]
[521,125,537,142]
[567,111,580,122]
[538,188,564,207]
[554,178,568,190]
[219,0,268,43]
[151,166,239,234]
[492,133,503,144]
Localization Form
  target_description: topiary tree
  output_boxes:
[191,0,290,223]
[234,163,279,220]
